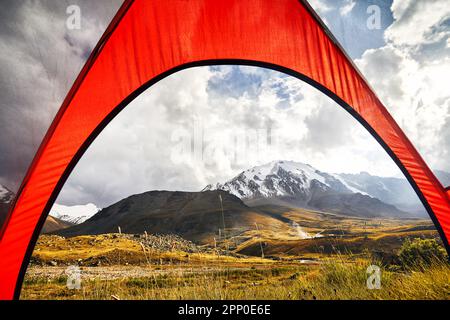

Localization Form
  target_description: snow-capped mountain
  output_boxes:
[205,160,423,217]
[49,203,100,225]
[336,172,424,215]
[205,160,363,201]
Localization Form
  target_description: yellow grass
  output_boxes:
[32,234,271,267]
[21,259,450,300]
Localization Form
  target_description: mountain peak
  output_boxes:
[206,160,421,218]
[210,160,349,200]
[242,160,315,176]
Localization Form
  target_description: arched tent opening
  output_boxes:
[0,0,448,300]
[21,64,441,300]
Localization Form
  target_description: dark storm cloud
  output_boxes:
[356,0,450,178]
[0,0,122,190]
[0,1,23,37]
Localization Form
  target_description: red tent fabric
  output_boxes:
[0,0,449,300]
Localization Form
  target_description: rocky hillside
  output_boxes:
[55,190,290,243]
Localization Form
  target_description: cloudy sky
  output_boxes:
[0,0,449,208]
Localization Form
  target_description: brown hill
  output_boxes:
[42,216,74,234]
[55,190,289,243]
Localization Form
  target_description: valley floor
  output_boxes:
[22,259,450,300]
[21,219,450,300]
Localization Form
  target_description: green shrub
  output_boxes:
[398,238,447,270]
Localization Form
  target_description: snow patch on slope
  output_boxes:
[50,203,100,225]
[331,174,368,195]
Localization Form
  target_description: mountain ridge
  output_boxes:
[205,160,422,217]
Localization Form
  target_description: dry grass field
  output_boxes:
[21,208,450,300]
[22,253,450,300]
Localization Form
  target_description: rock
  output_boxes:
[289,273,299,280]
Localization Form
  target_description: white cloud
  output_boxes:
[309,0,334,15]
[57,0,450,206]
[356,0,450,174]
[308,0,334,27]
[386,0,450,47]
[339,0,355,16]
[58,65,401,207]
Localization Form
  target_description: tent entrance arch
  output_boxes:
[0,0,449,300]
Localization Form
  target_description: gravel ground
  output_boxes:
[25,265,268,280]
